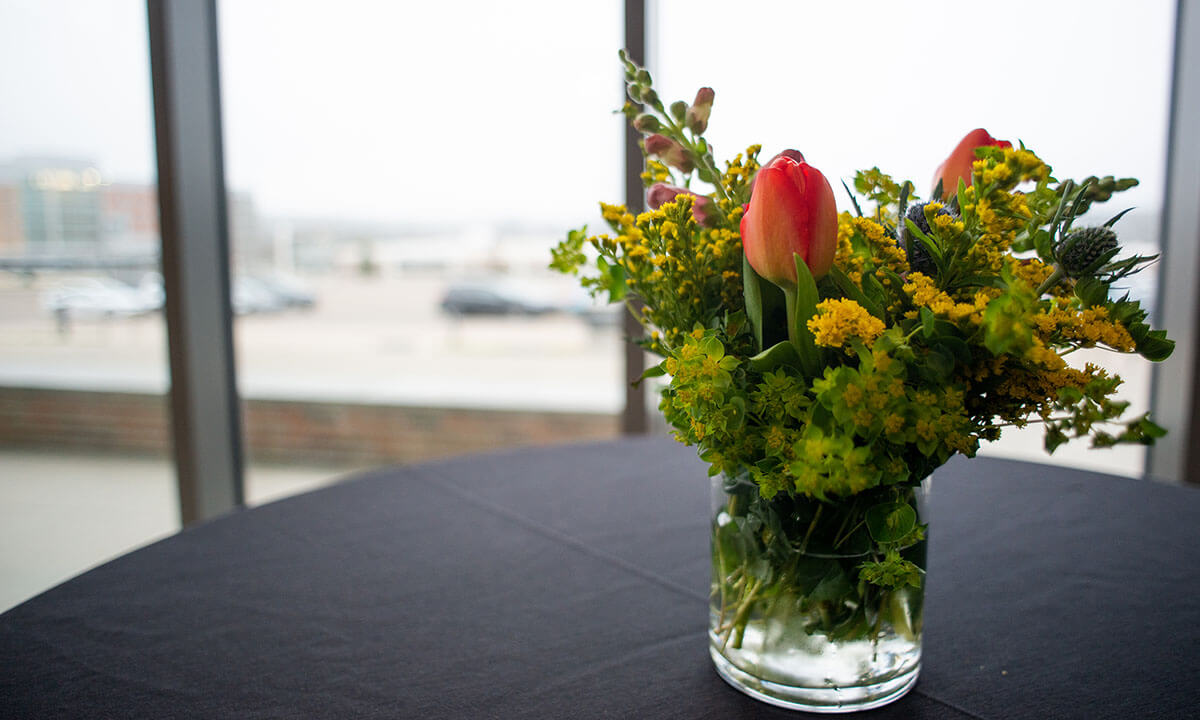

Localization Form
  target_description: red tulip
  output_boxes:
[740,151,838,285]
[932,128,1012,198]
[647,183,717,227]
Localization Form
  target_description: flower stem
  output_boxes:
[799,504,823,554]
[1035,266,1066,296]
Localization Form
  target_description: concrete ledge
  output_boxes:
[0,386,619,466]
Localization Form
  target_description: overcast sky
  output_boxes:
[0,0,1177,230]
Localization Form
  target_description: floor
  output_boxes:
[0,450,360,613]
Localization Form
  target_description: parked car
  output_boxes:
[136,272,315,315]
[232,276,286,315]
[440,279,556,316]
[41,277,160,318]
[249,273,316,309]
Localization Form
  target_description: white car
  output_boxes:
[41,277,160,318]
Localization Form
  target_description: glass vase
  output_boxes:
[709,470,929,713]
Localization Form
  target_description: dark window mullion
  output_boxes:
[147,0,244,523]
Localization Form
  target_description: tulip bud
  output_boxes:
[931,128,1012,199]
[1055,226,1118,278]
[740,152,838,285]
[632,114,661,133]
[647,183,718,227]
[643,134,695,174]
[685,87,715,134]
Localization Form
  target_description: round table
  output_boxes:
[2,437,1197,718]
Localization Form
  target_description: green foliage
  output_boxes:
[548,226,588,275]
[858,550,924,590]
[854,167,910,211]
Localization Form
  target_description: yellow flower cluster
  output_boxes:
[959,187,1031,276]
[1009,257,1056,291]
[833,213,909,287]
[808,298,885,348]
[598,196,743,353]
[993,363,1099,406]
[902,272,996,324]
[971,147,1050,192]
[1033,305,1135,351]
[640,159,671,186]
[716,145,761,215]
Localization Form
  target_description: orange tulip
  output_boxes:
[740,151,838,285]
[932,128,1012,198]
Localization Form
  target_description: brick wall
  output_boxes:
[0,386,619,466]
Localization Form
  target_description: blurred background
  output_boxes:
[0,0,1178,610]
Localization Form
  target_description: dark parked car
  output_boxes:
[440,279,555,316]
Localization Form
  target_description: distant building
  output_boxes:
[0,157,262,265]
[0,158,105,253]
[103,183,159,237]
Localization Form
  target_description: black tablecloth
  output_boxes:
[2,437,1198,719]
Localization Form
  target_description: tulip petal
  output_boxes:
[932,128,1011,199]
[745,163,808,285]
[803,168,839,279]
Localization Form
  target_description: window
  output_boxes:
[217,1,626,485]
[0,0,175,611]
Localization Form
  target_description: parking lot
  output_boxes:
[0,265,1153,473]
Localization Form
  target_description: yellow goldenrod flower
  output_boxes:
[808,298,886,348]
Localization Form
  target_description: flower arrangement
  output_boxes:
[551,52,1174,710]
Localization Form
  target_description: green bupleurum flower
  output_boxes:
[1055,226,1118,278]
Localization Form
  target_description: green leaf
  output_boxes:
[635,362,666,386]
[749,341,803,372]
[790,254,822,378]
[699,335,724,358]
[597,256,627,302]
[808,563,853,604]
[904,218,947,277]
[935,335,972,364]
[865,502,917,543]
[1136,331,1175,362]
[920,307,937,339]
[742,255,766,351]
[1031,228,1056,260]
[1103,207,1135,228]
[828,266,884,319]
[860,273,889,315]
[841,179,864,218]
[1074,277,1110,307]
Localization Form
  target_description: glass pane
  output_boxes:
[217,1,624,491]
[654,0,1175,477]
[0,0,174,611]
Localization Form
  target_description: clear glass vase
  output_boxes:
[709,471,929,713]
